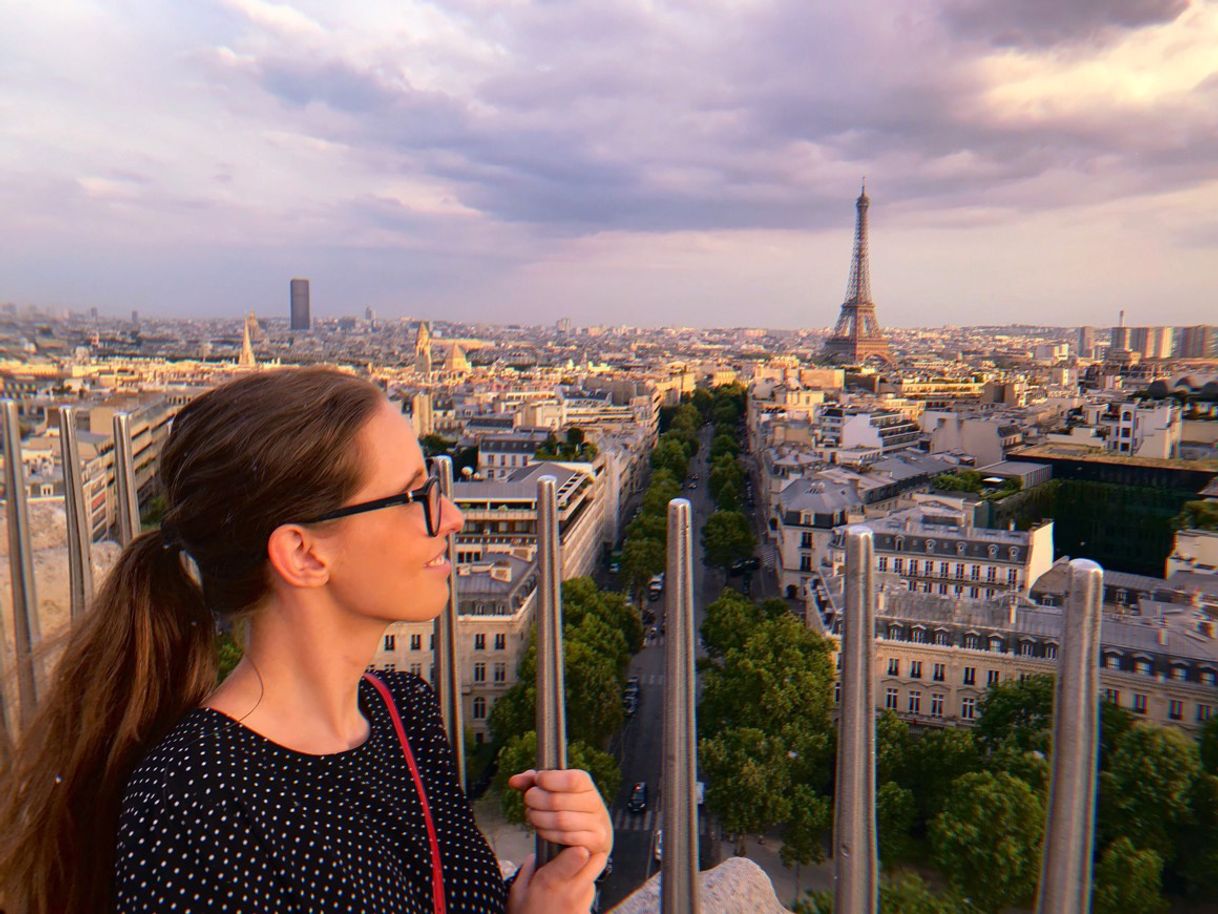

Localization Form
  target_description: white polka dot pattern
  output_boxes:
[113,672,508,913]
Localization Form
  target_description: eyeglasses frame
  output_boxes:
[298,473,444,537]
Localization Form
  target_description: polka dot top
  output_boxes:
[113,671,509,913]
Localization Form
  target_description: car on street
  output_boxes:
[626,676,641,692]
[628,782,648,813]
[653,828,663,863]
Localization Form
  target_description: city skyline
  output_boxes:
[2,0,1217,328]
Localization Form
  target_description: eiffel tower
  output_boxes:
[822,182,892,364]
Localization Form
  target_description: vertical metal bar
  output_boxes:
[2,400,42,726]
[535,475,568,867]
[662,497,701,914]
[431,455,464,790]
[834,525,878,914]
[58,406,94,619]
[1035,558,1103,914]
[112,412,140,545]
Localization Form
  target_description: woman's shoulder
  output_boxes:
[367,668,438,711]
[121,708,248,811]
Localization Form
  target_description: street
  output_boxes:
[597,425,724,909]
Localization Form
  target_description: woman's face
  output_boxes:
[323,399,464,624]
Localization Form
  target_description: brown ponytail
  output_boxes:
[0,367,384,914]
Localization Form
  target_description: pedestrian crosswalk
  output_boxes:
[633,673,665,686]
[611,808,715,835]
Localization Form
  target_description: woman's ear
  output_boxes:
[266,524,331,588]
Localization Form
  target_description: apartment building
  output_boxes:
[814,588,1218,734]
[827,494,1056,601]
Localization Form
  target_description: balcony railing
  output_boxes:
[0,400,1108,913]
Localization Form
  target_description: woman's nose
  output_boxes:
[440,496,465,536]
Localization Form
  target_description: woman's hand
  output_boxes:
[504,768,613,913]
[507,768,613,858]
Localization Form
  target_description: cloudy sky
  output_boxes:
[2,0,1216,328]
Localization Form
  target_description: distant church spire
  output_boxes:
[238,312,257,368]
[822,182,892,364]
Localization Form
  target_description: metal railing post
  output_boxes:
[58,407,94,619]
[112,412,140,545]
[834,525,878,914]
[1035,558,1103,914]
[2,400,43,727]
[535,475,568,867]
[662,498,701,914]
[431,455,464,790]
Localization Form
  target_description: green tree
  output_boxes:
[651,436,689,480]
[420,432,455,456]
[710,432,740,460]
[903,728,981,826]
[1173,499,1218,531]
[700,588,762,658]
[930,771,1044,913]
[877,781,917,864]
[699,726,793,851]
[494,731,621,825]
[1099,722,1200,860]
[1092,838,1168,914]
[621,536,664,597]
[701,509,756,570]
[875,710,912,785]
[974,674,1054,754]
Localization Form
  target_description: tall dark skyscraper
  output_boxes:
[823,183,892,364]
[290,278,311,331]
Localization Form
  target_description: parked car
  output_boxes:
[628,782,648,813]
[654,828,664,863]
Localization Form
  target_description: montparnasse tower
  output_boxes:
[822,181,893,364]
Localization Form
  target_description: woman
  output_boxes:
[0,368,611,913]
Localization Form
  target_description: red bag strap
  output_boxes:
[363,672,447,914]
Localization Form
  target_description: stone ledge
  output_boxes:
[608,856,790,914]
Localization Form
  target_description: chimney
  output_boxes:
[1008,594,1018,626]
[1156,624,1168,647]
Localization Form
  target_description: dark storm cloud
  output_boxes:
[943,0,1190,47]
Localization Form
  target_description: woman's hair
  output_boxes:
[0,367,385,914]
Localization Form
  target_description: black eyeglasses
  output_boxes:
[299,473,444,537]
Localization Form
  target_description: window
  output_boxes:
[474,633,486,651]
[383,634,396,652]
[939,583,948,595]
[494,633,507,651]
[1169,700,1183,721]
[1171,665,1188,681]
[888,658,900,676]
[963,667,976,686]
[472,696,487,720]
[1007,568,1019,586]
[939,562,950,577]
[965,634,980,650]
[473,662,486,683]
[908,691,921,714]
[878,556,888,572]
[908,559,920,575]
[895,536,905,551]
[1135,659,1153,676]
[935,630,951,646]
[800,531,813,548]
[986,566,997,583]
[989,636,1004,653]
[988,545,998,559]
[800,555,812,572]
[970,564,980,580]
[1105,689,1120,705]
[961,697,976,720]
[925,539,936,553]
[1019,641,1035,657]
[930,694,944,718]
[1133,693,1148,715]
[912,627,927,644]
[1203,670,1218,686]
[410,662,422,677]
[1104,654,1121,670]
[1199,704,1213,723]
[955,563,966,580]
[888,625,903,641]
[410,634,422,651]
[894,557,905,573]
[1045,644,1058,660]
[910,661,922,679]
[885,688,899,710]
[933,663,946,682]
[987,669,1000,686]
[494,662,507,683]
[969,587,980,599]
[956,542,967,556]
